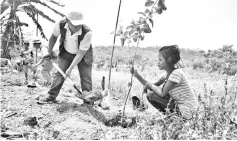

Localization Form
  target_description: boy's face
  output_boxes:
[158,52,168,70]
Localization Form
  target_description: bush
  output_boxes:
[227,65,237,75]
[192,61,204,69]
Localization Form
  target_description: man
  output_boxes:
[38,11,93,103]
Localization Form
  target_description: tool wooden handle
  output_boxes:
[51,61,82,95]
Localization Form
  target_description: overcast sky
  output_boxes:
[12,0,237,51]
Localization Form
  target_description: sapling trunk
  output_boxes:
[108,0,122,90]
[121,38,140,124]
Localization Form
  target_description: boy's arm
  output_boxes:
[35,59,44,67]
[153,77,166,86]
[134,73,147,86]
[145,81,177,97]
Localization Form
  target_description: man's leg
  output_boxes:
[47,56,72,99]
[78,60,92,92]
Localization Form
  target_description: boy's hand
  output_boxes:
[32,64,38,70]
[143,82,151,94]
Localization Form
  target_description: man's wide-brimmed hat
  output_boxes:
[66,11,85,26]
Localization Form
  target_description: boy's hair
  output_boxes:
[159,45,181,68]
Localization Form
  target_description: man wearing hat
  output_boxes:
[38,11,93,103]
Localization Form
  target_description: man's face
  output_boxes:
[66,18,82,31]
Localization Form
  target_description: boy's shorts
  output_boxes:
[23,64,36,73]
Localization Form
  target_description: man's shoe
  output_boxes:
[37,96,57,104]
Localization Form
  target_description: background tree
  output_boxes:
[0,0,65,58]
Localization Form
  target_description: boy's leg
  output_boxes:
[78,60,92,92]
[146,91,176,113]
[29,64,37,80]
[23,65,28,83]
[41,69,51,85]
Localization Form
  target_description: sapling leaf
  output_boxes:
[145,0,155,7]
[133,33,139,42]
[158,0,167,10]
[139,17,146,24]
[129,29,135,36]
[126,25,134,30]
[156,7,163,14]
[149,18,154,27]
[133,36,138,42]
[137,12,146,17]
[142,24,152,33]
[131,20,136,25]
[120,38,125,47]
[145,9,150,13]
[124,31,129,37]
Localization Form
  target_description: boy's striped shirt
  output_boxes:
[168,69,197,119]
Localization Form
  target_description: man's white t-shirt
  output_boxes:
[52,22,92,54]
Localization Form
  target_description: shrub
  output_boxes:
[227,65,237,75]
[192,61,204,69]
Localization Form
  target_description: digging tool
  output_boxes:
[49,59,93,104]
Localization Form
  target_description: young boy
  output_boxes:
[20,40,36,84]
[33,51,57,86]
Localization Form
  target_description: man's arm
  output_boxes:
[48,34,58,54]
[66,31,92,76]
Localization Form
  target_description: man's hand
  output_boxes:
[65,68,73,78]
[143,84,148,94]
[43,54,52,60]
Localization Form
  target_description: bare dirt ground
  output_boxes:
[1,67,237,140]
[0,69,161,140]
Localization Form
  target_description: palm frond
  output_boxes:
[30,4,55,22]
[26,12,48,41]
[15,16,24,46]
[0,0,10,14]
[30,0,64,17]
[46,0,65,7]
[0,13,10,25]
[18,4,55,22]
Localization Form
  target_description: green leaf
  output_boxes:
[131,20,136,25]
[158,0,167,10]
[126,25,134,30]
[120,37,125,47]
[156,7,163,14]
[124,31,129,37]
[137,12,146,17]
[141,24,152,33]
[145,9,150,13]
[145,0,154,7]
[139,17,146,24]
[129,29,135,36]
[133,34,138,42]
[149,19,153,28]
